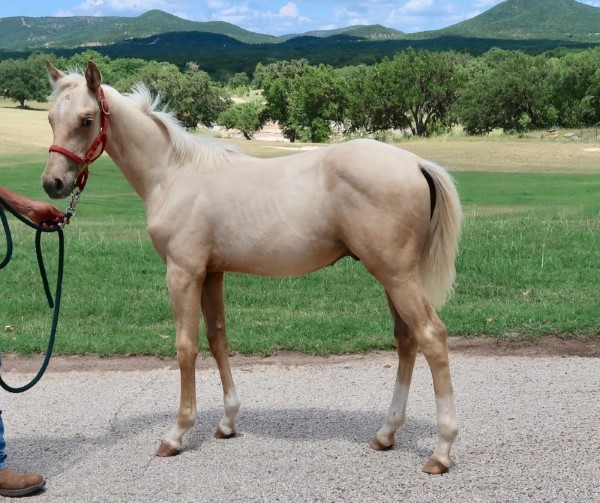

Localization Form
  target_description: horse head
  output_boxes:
[42,61,106,199]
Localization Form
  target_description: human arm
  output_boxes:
[0,186,65,225]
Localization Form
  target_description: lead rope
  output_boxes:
[0,195,68,393]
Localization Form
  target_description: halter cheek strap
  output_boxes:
[48,86,110,193]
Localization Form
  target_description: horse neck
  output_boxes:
[103,88,171,202]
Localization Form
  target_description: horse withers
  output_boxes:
[41,61,462,474]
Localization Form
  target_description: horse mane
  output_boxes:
[124,83,236,167]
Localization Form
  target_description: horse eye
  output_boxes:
[82,117,93,127]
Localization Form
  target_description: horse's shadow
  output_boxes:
[10,407,435,477]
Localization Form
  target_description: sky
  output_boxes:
[2,0,600,36]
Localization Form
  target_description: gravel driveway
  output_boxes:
[1,350,598,502]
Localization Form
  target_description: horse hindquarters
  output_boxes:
[367,160,461,473]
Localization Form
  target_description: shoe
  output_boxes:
[0,467,46,497]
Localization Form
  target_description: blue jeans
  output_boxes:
[0,410,7,470]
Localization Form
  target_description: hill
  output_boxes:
[0,9,278,50]
[425,0,600,42]
[279,24,405,42]
[2,0,600,52]
[1,0,600,80]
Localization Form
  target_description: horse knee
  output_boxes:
[176,340,198,366]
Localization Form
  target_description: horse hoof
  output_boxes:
[214,427,236,439]
[156,442,180,457]
[370,436,393,451]
[422,457,449,475]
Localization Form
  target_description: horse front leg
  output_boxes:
[201,272,240,439]
[156,263,204,457]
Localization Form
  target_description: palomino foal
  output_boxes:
[41,61,462,474]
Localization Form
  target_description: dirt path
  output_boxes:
[2,334,598,375]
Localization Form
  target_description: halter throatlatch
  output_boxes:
[48,86,109,227]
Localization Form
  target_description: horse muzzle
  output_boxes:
[41,164,77,200]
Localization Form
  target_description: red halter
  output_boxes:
[48,86,110,192]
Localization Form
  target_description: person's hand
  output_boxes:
[25,201,65,226]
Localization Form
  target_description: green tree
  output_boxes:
[218,100,266,139]
[456,49,556,134]
[581,67,600,125]
[255,59,310,142]
[227,72,251,91]
[59,50,112,76]
[549,48,600,127]
[287,64,347,142]
[398,49,466,137]
[345,61,410,134]
[346,49,465,137]
[109,58,152,92]
[0,54,51,107]
[180,67,231,129]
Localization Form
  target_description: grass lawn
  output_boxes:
[1,103,599,355]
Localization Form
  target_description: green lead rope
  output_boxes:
[0,195,64,393]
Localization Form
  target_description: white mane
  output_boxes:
[125,83,236,167]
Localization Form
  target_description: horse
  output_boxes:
[41,61,462,474]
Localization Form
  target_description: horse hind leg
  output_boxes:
[156,264,203,457]
[371,293,418,451]
[377,275,458,474]
[201,272,240,439]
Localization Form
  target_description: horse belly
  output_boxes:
[211,235,346,277]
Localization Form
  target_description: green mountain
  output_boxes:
[426,0,600,42]
[280,24,405,42]
[0,9,277,50]
[2,0,600,52]
[1,0,600,77]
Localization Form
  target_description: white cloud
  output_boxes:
[279,2,299,18]
[402,0,434,13]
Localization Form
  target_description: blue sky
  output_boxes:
[2,0,600,35]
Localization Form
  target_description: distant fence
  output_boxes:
[557,128,599,141]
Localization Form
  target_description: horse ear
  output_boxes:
[85,60,103,93]
[46,61,65,86]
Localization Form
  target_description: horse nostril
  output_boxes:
[54,178,64,193]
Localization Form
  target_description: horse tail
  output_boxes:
[417,160,462,309]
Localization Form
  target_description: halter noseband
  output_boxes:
[48,86,110,193]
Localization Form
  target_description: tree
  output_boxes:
[218,100,266,139]
[456,49,557,134]
[181,66,231,129]
[346,49,466,137]
[287,64,347,142]
[0,54,51,107]
[548,48,600,127]
[227,72,251,91]
[397,49,466,137]
[345,61,410,134]
[255,59,310,142]
[581,67,600,126]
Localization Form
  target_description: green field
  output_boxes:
[1,121,599,356]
